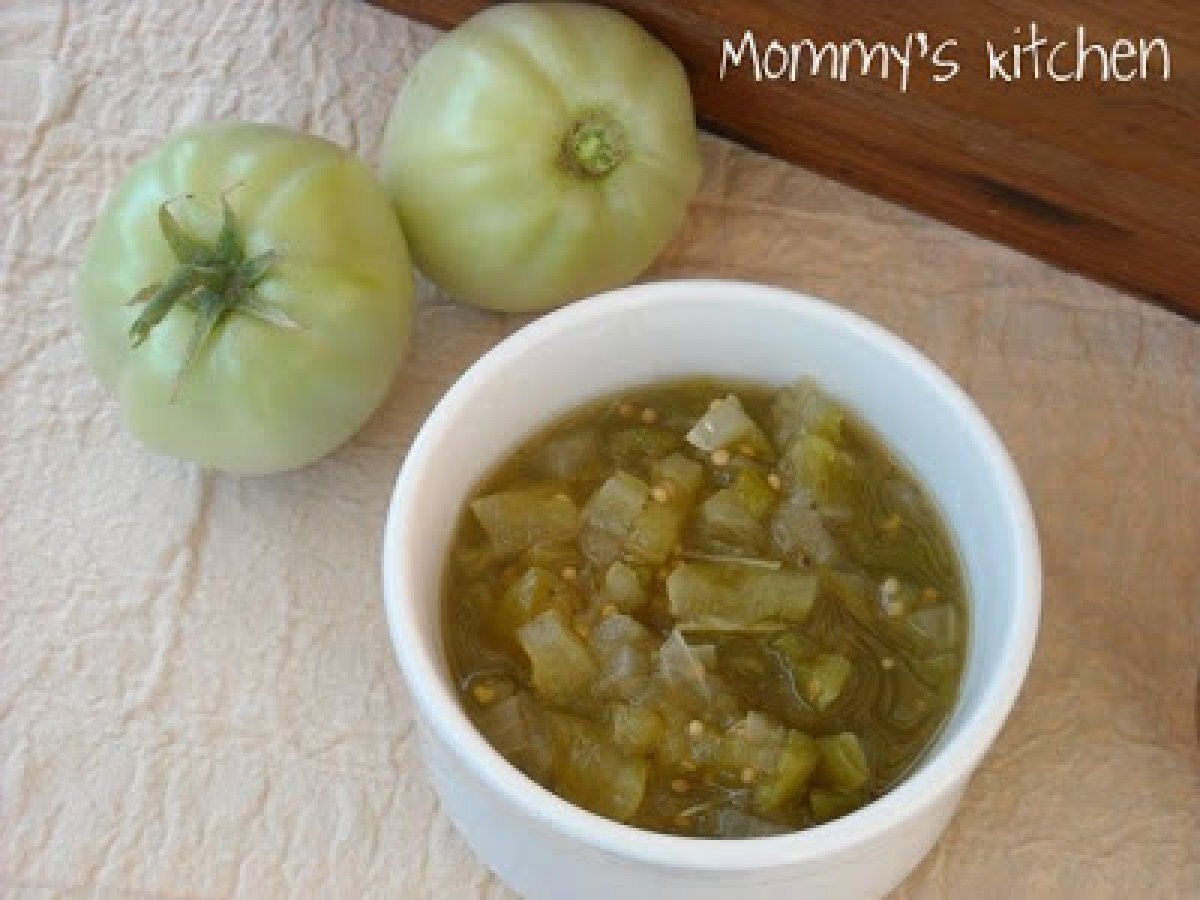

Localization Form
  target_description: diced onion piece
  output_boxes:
[602,560,646,611]
[685,394,770,455]
[588,613,655,701]
[591,643,652,701]
[589,612,655,658]
[720,711,785,775]
[657,629,711,702]
[770,493,837,564]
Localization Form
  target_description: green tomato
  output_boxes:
[381,2,701,312]
[76,123,413,475]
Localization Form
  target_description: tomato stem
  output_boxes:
[562,110,627,179]
[128,194,293,401]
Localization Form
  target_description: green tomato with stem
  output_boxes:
[76,123,413,474]
[382,2,701,312]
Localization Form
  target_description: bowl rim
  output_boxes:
[382,278,1041,871]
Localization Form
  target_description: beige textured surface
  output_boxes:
[1,1,1197,897]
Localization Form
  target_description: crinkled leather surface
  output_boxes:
[1,1,1197,897]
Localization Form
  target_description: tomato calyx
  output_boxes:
[128,193,298,399]
[561,110,627,179]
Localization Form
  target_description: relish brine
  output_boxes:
[442,380,967,837]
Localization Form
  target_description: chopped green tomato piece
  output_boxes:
[801,653,852,711]
[548,713,648,822]
[521,541,582,573]
[694,488,767,553]
[517,610,598,705]
[753,730,819,813]
[772,634,852,712]
[883,659,939,728]
[612,704,664,753]
[810,787,866,823]
[667,563,816,625]
[904,604,961,651]
[785,433,858,507]
[816,732,870,790]
[492,566,575,638]
[626,501,684,565]
[652,452,704,505]
[608,426,681,463]
[533,429,608,481]
[770,379,844,448]
[737,569,818,622]
[471,488,581,556]
[732,467,777,518]
[583,471,650,532]
[475,693,555,781]
[581,471,650,564]
[685,394,772,457]
[787,433,834,489]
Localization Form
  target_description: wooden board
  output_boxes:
[369,1,1200,320]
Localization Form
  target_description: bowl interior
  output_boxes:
[385,280,1038,864]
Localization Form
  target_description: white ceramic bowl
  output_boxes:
[382,280,1040,899]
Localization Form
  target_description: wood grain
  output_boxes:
[369,0,1200,320]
